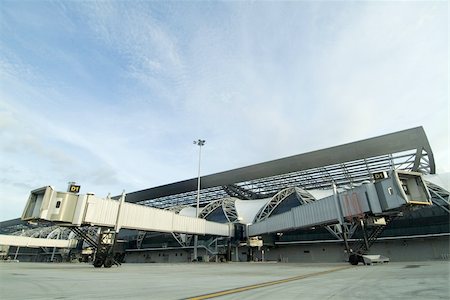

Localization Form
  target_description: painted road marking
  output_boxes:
[185,265,353,300]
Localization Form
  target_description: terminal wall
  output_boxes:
[370,236,450,261]
[260,236,449,262]
[5,247,66,262]
[125,249,194,263]
[121,236,449,264]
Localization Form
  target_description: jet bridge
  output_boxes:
[21,188,232,237]
[248,170,431,236]
[21,187,232,267]
[0,234,77,249]
[247,170,432,263]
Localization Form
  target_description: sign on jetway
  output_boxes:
[373,171,388,180]
[68,184,81,193]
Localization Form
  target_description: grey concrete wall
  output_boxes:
[125,248,216,263]
[125,249,193,263]
[259,243,347,263]
[260,236,450,263]
[370,236,450,261]
[123,236,449,263]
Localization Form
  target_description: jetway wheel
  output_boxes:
[104,258,113,268]
[93,259,103,268]
[349,254,359,265]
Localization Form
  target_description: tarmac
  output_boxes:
[0,261,449,299]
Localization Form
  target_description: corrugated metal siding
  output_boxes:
[265,211,295,233]
[84,197,118,227]
[172,214,205,235]
[0,234,77,248]
[120,203,174,233]
[249,196,341,236]
[248,220,267,236]
[293,197,338,228]
[204,221,230,236]
[340,189,371,218]
[82,197,233,236]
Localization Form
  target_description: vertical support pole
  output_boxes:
[50,229,61,262]
[193,139,205,262]
[215,238,218,262]
[342,226,350,254]
[333,183,344,225]
[333,183,350,253]
[14,229,24,260]
[114,190,126,233]
[51,246,57,262]
[193,235,198,261]
[360,219,370,252]
[14,246,20,260]
[196,143,202,221]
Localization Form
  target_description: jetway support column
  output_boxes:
[93,228,119,268]
[13,246,20,260]
[50,229,61,262]
[332,183,351,254]
[360,219,370,252]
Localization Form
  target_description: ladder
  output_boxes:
[348,216,396,264]
[71,227,98,249]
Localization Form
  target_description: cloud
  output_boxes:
[0,1,448,222]
[73,2,186,103]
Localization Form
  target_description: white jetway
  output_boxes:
[21,187,233,268]
[0,234,77,248]
[21,187,233,237]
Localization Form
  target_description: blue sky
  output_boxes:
[0,1,448,221]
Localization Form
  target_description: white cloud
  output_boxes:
[75,2,186,102]
[0,1,448,221]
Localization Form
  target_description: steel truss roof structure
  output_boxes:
[127,127,435,209]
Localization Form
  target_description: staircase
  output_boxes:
[198,237,223,256]
[351,216,396,255]
[71,227,99,249]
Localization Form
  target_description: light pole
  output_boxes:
[193,139,205,261]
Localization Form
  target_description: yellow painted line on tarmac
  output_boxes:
[185,265,353,300]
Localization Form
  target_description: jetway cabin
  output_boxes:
[375,170,432,210]
[22,186,80,224]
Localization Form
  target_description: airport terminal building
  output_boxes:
[1,127,449,264]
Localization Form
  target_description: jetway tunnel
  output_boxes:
[247,170,432,237]
[21,186,233,267]
[21,188,233,237]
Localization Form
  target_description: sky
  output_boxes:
[0,1,448,221]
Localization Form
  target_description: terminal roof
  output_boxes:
[123,126,435,207]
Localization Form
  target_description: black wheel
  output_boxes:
[349,254,359,265]
[93,259,103,268]
[103,258,113,268]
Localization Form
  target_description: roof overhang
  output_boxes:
[123,127,435,204]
